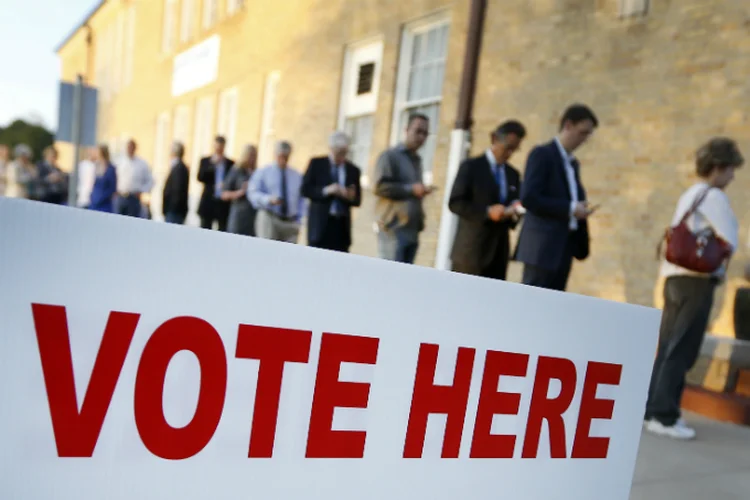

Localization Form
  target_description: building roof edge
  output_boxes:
[54,0,106,53]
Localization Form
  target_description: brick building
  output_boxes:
[56,0,750,336]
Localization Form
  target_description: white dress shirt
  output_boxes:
[76,159,96,207]
[554,137,580,231]
[115,155,154,195]
[660,182,739,278]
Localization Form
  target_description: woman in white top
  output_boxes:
[645,138,743,440]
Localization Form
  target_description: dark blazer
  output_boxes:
[162,160,190,217]
[514,141,590,271]
[449,154,521,272]
[301,156,362,248]
[197,156,235,219]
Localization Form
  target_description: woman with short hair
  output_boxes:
[645,137,744,440]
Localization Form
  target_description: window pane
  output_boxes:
[403,22,449,106]
[411,33,424,66]
[344,115,374,174]
[426,27,440,61]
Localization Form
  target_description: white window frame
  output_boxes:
[162,0,177,53]
[258,71,280,166]
[203,0,218,30]
[389,13,451,186]
[619,0,649,17]
[95,26,108,101]
[113,10,125,93]
[337,37,384,187]
[152,112,172,221]
[154,112,172,175]
[227,0,244,16]
[173,105,192,151]
[124,5,136,87]
[217,87,239,159]
[191,96,215,181]
[180,0,194,43]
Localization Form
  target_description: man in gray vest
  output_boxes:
[373,113,435,264]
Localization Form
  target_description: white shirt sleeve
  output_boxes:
[698,188,739,251]
[141,159,155,192]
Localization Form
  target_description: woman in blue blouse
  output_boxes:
[88,144,117,213]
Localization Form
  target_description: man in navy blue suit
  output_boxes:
[514,104,599,291]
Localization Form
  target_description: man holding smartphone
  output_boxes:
[449,120,527,281]
[514,104,599,291]
[373,113,435,264]
[302,131,362,252]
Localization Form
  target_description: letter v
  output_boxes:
[32,304,140,457]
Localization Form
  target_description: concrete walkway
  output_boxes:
[630,413,750,499]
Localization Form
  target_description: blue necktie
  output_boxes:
[495,164,507,204]
[331,165,343,216]
[280,167,288,217]
[214,162,225,198]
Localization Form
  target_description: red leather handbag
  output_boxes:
[658,188,732,273]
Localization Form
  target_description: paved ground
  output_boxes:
[630,413,750,499]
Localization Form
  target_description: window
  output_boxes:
[123,5,136,87]
[113,10,125,93]
[217,88,239,159]
[95,27,109,101]
[173,105,192,148]
[338,39,383,185]
[153,112,172,185]
[344,115,375,186]
[227,0,244,16]
[180,0,194,43]
[191,96,215,177]
[391,17,450,185]
[258,72,280,166]
[162,0,177,53]
[203,0,218,29]
[620,0,649,16]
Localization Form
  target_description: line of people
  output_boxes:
[177,132,363,252]
[0,145,69,204]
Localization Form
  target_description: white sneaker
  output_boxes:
[644,419,696,440]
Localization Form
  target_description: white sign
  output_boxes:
[172,35,220,97]
[0,199,659,500]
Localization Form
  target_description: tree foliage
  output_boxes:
[0,120,55,162]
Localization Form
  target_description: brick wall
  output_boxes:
[466,0,750,334]
[57,0,750,335]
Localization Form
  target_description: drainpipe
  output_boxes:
[434,0,488,271]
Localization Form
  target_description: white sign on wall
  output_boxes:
[0,199,660,500]
[172,35,221,97]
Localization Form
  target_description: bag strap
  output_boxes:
[655,186,712,261]
[679,186,712,224]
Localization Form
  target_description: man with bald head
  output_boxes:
[302,131,362,252]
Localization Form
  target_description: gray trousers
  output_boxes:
[645,275,716,426]
[255,209,300,243]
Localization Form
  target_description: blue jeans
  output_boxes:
[378,231,419,264]
[117,194,142,217]
[165,212,186,224]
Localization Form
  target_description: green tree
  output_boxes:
[0,120,55,162]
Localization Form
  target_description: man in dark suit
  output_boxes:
[197,135,235,231]
[514,104,599,291]
[449,121,527,280]
[162,141,190,224]
[302,131,362,252]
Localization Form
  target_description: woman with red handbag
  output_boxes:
[645,138,744,440]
